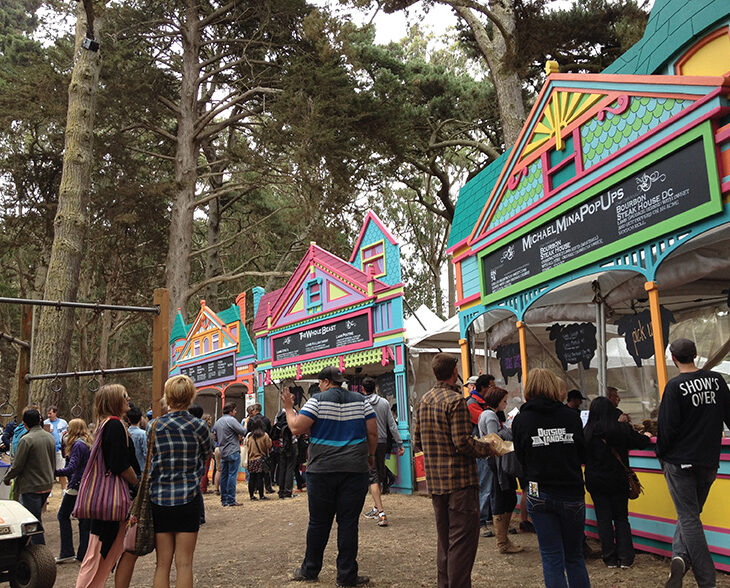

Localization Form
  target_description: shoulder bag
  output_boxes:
[610,446,643,500]
[72,417,131,521]
[240,433,250,469]
[124,421,157,555]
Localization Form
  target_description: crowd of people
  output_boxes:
[1,336,728,588]
[416,338,730,588]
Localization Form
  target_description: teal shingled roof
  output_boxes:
[169,310,190,344]
[448,149,511,249]
[604,0,730,75]
[216,304,256,358]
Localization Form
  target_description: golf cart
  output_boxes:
[0,499,56,588]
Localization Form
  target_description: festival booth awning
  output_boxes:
[251,211,414,492]
[447,0,730,571]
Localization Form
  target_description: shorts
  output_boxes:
[368,443,388,485]
[55,450,66,471]
[152,496,202,534]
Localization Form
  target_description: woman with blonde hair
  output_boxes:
[149,375,213,588]
[76,384,139,588]
[55,418,93,563]
[512,368,590,588]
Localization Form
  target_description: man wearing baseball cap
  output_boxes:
[658,338,730,588]
[284,366,377,587]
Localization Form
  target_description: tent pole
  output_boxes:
[645,281,669,396]
[596,301,606,396]
[485,329,489,374]
[516,321,529,386]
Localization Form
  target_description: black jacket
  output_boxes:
[584,422,650,496]
[657,369,730,468]
[512,397,586,498]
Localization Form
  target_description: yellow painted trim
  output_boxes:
[327,282,349,302]
[459,299,481,312]
[516,321,528,385]
[361,238,387,278]
[459,338,470,388]
[523,91,604,157]
[644,281,669,395]
[373,333,406,344]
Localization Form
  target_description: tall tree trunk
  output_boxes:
[164,0,200,323]
[201,142,226,309]
[31,3,102,410]
[454,2,525,146]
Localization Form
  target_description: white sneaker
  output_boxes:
[364,507,379,519]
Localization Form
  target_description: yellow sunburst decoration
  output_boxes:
[523,91,604,156]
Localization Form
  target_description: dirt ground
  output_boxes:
[44,482,729,588]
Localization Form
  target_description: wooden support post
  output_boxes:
[16,305,32,419]
[644,281,669,396]
[516,320,529,386]
[459,337,470,396]
[152,289,170,417]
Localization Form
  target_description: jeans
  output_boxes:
[590,491,633,566]
[300,471,369,586]
[57,492,91,559]
[476,457,493,525]
[663,462,717,588]
[19,492,50,545]
[220,451,241,506]
[527,490,590,588]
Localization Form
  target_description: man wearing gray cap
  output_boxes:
[658,338,730,588]
[284,366,377,587]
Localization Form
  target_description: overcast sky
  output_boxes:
[313,0,458,45]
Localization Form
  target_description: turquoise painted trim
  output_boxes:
[605,0,730,76]
[471,96,722,251]
[478,123,722,306]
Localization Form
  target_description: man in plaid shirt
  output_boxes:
[414,353,495,588]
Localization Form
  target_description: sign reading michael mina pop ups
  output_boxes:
[479,128,721,304]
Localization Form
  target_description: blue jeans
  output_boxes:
[476,457,493,525]
[19,492,50,545]
[300,471,369,586]
[57,492,90,559]
[220,451,241,506]
[527,490,590,588]
[663,462,717,588]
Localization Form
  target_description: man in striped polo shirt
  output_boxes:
[283,366,377,587]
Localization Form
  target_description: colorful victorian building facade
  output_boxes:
[252,211,413,492]
[169,294,257,417]
[449,0,730,570]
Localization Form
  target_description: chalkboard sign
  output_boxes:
[377,371,396,400]
[180,353,235,385]
[615,306,675,367]
[548,323,597,370]
[272,312,371,364]
[496,343,522,384]
[481,138,712,298]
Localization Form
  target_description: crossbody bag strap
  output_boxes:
[252,435,263,456]
[140,421,157,483]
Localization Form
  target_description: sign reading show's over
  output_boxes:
[272,311,371,364]
[481,136,715,300]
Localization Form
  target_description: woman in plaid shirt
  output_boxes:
[149,375,213,588]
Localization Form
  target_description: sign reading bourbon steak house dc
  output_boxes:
[272,312,371,364]
[481,138,712,298]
